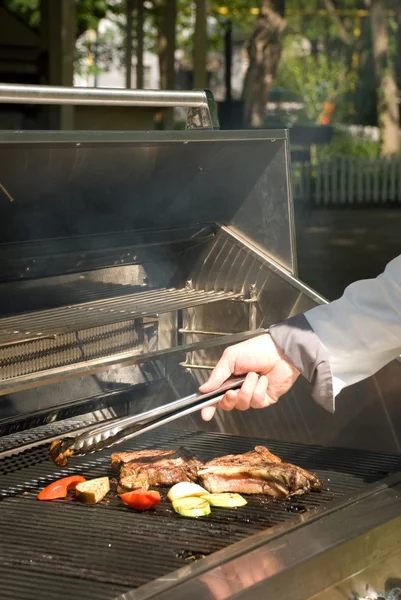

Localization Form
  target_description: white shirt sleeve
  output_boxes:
[304,253,401,397]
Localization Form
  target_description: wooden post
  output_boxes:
[224,19,232,101]
[159,0,176,128]
[367,0,400,155]
[136,0,144,88]
[166,0,177,89]
[194,0,208,88]
[40,0,75,129]
[126,0,134,88]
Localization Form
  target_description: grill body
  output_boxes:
[2,428,401,600]
[0,126,401,600]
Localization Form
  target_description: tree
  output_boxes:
[242,0,287,128]
[276,52,353,124]
[389,0,401,94]
[365,0,400,155]
[274,0,365,125]
[146,0,177,89]
[194,0,207,88]
[4,0,123,36]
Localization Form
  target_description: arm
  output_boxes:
[270,253,401,412]
[200,254,401,420]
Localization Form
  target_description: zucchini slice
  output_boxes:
[172,496,211,517]
[202,493,247,508]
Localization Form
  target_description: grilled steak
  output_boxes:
[112,447,203,492]
[111,449,176,470]
[198,446,321,498]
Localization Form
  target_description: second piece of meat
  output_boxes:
[198,446,321,498]
[112,447,203,492]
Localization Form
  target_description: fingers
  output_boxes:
[201,374,277,420]
[201,404,217,422]
[199,345,282,421]
[201,389,238,421]
[234,373,276,411]
[250,375,270,408]
[198,348,235,394]
[235,372,259,411]
[219,390,238,411]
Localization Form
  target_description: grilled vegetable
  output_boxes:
[172,496,211,517]
[120,489,161,511]
[75,477,110,504]
[167,482,208,502]
[202,493,247,508]
[37,475,86,501]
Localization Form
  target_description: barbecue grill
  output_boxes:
[1,84,401,600]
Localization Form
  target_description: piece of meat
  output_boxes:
[50,440,74,468]
[198,446,321,498]
[111,447,203,492]
[111,449,176,470]
[199,446,283,468]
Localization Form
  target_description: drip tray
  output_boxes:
[1,429,401,600]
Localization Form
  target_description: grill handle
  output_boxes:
[0,83,219,129]
[50,376,245,466]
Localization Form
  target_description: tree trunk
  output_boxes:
[194,0,208,88]
[242,0,286,128]
[367,0,400,156]
[393,0,401,94]
[136,0,144,88]
[156,4,167,90]
[155,0,176,90]
[125,0,134,89]
[322,0,351,46]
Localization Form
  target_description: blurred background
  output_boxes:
[0,0,400,300]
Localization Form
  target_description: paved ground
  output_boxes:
[294,205,401,300]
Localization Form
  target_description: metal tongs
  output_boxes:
[50,376,245,467]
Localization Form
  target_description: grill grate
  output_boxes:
[0,321,140,381]
[0,420,93,453]
[1,428,401,600]
[0,287,239,346]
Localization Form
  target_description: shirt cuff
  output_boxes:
[269,314,335,413]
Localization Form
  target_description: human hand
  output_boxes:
[199,334,300,421]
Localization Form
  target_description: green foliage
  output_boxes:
[143,1,254,59]
[276,47,353,123]
[75,0,123,37]
[4,0,400,138]
[209,0,256,48]
[4,0,40,28]
[281,0,373,125]
[75,25,117,77]
[4,0,122,37]
[317,131,380,161]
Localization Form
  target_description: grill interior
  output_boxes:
[0,287,239,387]
[1,428,401,600]
[0,287,238,346]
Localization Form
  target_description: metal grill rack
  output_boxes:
[0,288,239,346]
[0,287,241,395]
[1,429,401,600]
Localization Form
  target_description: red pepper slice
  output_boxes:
[120,489,161,511]
[37,475,86,501]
